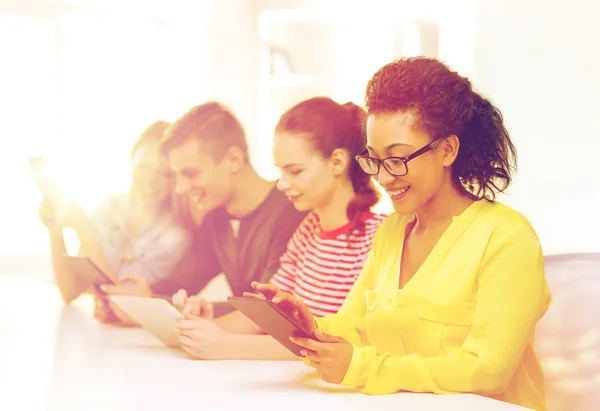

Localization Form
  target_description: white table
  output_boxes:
[0,276,531,411]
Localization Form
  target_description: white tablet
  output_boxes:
[109,295,183,348]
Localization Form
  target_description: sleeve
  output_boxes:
[268,216,307,294]
[87,197,113,230]
[314,230,380,346]
[72,196,122,281]
[79,196,115,257]
[338,223,551,396]
[212,208,305,319]
[213,208,305,318]
[136,223,192,284]
[253,204,306,287]
[151,220,221,298]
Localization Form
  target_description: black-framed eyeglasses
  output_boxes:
[355,138,443,176]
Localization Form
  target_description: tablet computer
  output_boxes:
[227,297,315,356]
[27,157,63,207]
[109,295,183,348]
[63,255,115,286]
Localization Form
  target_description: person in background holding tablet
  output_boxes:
[39,121,191,322]
[246,58,552,411]
[174,97,386,360]
[100,102,306,318]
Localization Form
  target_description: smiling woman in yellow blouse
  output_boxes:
[248,57,552,411]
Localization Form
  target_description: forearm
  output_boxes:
[219,334,299,360]
[214,310,260,334]
[343,346,515,395]
[48,229,86,303]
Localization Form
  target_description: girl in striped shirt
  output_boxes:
[175,97,386,360]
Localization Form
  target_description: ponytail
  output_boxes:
[276,97,380,237]
[454,92,517,201]
[343,102,380,235]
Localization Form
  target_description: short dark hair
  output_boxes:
[365,56,517,200]
[162,102,249,162]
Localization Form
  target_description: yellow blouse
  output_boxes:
[316,199,551,411]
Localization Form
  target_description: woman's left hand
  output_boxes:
[176,315,226,359]
[292,328,354,384]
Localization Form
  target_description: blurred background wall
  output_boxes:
[0,0,597,278]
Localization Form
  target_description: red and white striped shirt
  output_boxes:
[270,211,386,317]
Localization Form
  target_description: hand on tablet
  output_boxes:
[98,275,152,326]
[92,290,137,326]
[107,300,139,326]
[93,295,118,323]
[172,289,214,319]
[244,282,318,335]
[291,329,353,384]
[176,315,226,359]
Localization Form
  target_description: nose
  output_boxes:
[276,175,291,192]
[376,166,396,188]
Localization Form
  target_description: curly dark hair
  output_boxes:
[365,56,517,200]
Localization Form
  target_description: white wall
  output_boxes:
[4,0,596,279]
[255,0,599,254]
[473,0,600,254]
[202,0,261,165]
[258,0,476,75]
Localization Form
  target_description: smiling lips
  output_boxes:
[288,194,302,202]
[387,186,410,200]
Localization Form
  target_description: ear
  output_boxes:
[222,146,245,173]
[442,135,460,167]
[330,148,350,177]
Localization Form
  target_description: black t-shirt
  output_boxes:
[152,186,306,316]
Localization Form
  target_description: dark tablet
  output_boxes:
[64,255,115,286]
[227,297,315,356]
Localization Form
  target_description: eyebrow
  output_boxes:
[366,142,414,153]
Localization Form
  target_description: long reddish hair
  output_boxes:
[275,97,379,234]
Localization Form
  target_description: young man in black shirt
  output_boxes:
[101,102,305,318]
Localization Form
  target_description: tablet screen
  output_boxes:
[63,255,114,285]
[109,295,183,348]
[227,297,314,356]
